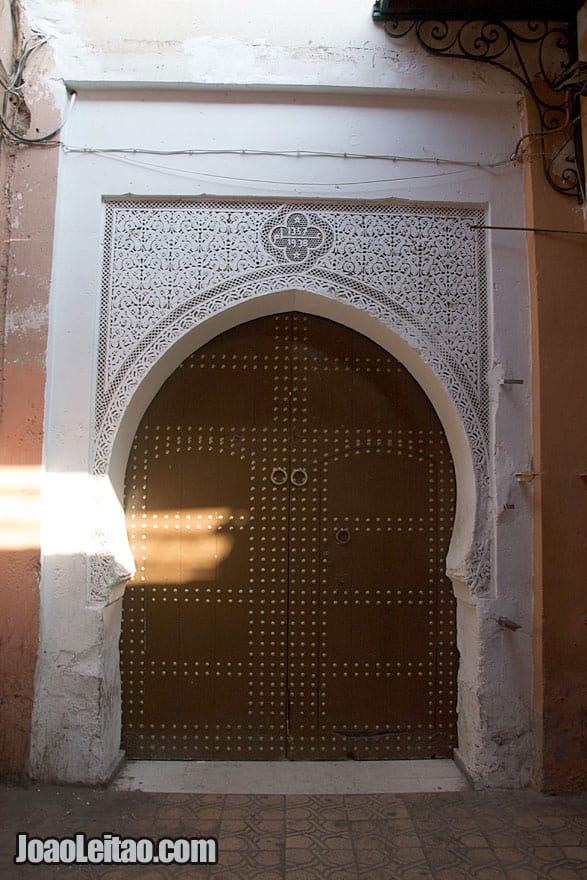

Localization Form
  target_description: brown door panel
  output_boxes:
[121,312,456,760]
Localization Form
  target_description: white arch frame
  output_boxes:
[90,198,491,608]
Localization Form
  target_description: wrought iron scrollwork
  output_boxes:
[374,9,584,199]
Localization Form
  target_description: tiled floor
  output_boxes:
[113,760,468,794]
[1,780,586,879]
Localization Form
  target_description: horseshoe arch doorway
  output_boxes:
[120,312,457,760]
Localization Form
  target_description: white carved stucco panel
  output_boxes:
[90,198,489,603]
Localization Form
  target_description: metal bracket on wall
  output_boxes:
[372,2,585,200]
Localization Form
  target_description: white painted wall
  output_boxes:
[25,0,520,95]
[25,0,534,785]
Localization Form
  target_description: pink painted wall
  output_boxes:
[0,80,59,778]
[525,104,587,793]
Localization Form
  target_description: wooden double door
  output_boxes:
[121,313,457,760]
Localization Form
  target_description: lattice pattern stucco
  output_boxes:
[91,198,489,603]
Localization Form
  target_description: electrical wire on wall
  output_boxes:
[0,29,518,186]
[1,27,562,191]
[59,144,516,188]
[0,30,75,145]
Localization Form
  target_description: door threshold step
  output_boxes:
[112,759,468,794]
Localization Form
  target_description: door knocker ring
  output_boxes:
[290,467,308,487]
[270,466,288,486]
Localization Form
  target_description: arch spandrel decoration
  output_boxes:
[90,197,489,603]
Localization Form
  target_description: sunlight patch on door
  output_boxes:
[126,507,250,584]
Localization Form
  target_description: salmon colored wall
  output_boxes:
[0,91,59,777]
[0,372,44,778]
[524,103,587,792]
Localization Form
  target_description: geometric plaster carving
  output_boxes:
[90,197,489,603]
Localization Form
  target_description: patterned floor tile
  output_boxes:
[208,872,263,880]
[500,870,546,880]
[285,870,343,880]
[352,830,422,850]
[214,849,282,867]
[433,870,493,880]
[286,818,348,834]
[426,844,502,871]
[286,846,356,868]
[355,844,429,871]
[358,869,433,880]
[2,784,587,880]
[547,870,587,880]
[560,846,587,861]
[469,869,508,879]
[492,844,579,874]
[286,806,347,823]
[552,826,587,846]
